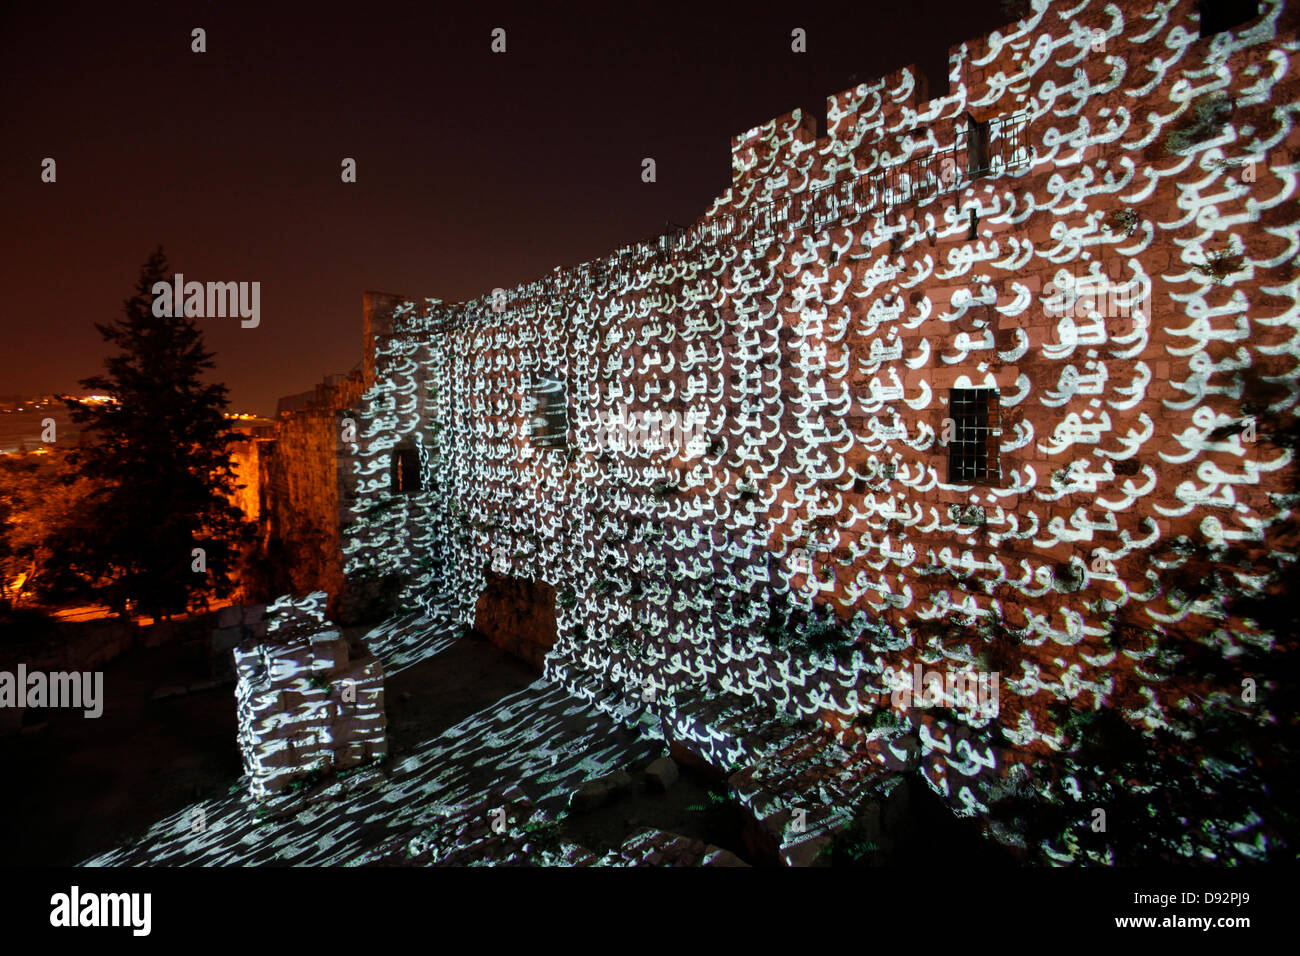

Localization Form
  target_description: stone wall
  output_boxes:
[0,607,266,680]
[256,372,365,613]
[227,431,262,524]
[0,603,269,735]
[234,592,386,800]
[473,572,558,670]
[339,0,1299,856]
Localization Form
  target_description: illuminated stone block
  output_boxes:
[235,607,387,801]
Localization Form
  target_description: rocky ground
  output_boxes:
[28,604,1012,867]
[79,611,666,865]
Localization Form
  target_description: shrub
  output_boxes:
[1165,93,1233,154]
[651,481,679,499]
[1104,209,1140,237]
[1192,246,1246,285]
[949,503,987,526]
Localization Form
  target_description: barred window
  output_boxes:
[528,372,568,449]
[948,388,1001,484]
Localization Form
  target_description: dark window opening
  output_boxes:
[919,52,951,103]
[967,113,992,177]
[528,373,568,449]
[1198,0,1257,38]
[948,388,1001,485]
[391,444,421,494]
[967,207,979,240]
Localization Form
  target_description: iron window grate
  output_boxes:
[527,373,568,449]
[948,388,1001,484]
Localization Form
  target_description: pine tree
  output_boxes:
[57,247,253,619]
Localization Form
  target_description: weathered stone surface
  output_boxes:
[236,592,387,800]
[780,833,833,868]
[702,846,750,867]
[473,572,557,671]
[614,827,751,867]
[569,769,633,811]
[211,626,244,664]
[644,756,679,792]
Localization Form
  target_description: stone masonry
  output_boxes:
[333,0,1298,856]
[234,593,386,799]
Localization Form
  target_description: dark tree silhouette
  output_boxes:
[55,247,253,619]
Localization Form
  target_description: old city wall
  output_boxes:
[341,0,1299,831]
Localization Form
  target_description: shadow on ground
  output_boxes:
[1,616,554,866]
[0,637,240,866]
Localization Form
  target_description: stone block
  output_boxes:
[266,643,316,681]
[644,756,679,792]
[140,621,175,648]
[702,847,750,867]
[780,833,833,868]
[212,626,244,653]
[334,740,367,769]
[569,770,633,811]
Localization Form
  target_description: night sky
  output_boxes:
[2,0,1011,415]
